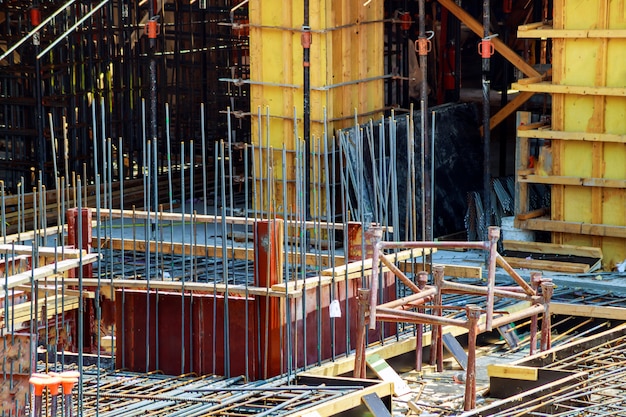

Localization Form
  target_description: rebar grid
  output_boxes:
[487,333,626,417]
[75,369,361,417]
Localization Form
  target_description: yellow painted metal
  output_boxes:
[515,0,626,269]
[248,0,384,214]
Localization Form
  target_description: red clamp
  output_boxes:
[30,7,41,26]
[399,12,412,31]
[144,18,160,39]
[415,38,432,56]
[478,38,495,58]
[301,28,312,49]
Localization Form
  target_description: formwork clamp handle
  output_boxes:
[478,34,498,58]
[144,16,161,39]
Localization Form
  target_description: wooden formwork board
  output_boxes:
[248,0,384,213]
[513,0,626,269]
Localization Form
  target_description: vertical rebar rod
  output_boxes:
[244,144,250,381]
[166,104,173,212]
[418,0,431,242]
[220,140,230,377]
[77,179,84,416]
[482,0,492,235]
[303,0,311,221]
[180,141,186,374]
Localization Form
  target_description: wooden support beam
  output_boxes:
[60,278,286,298]
[98,237,343,269]
[321,248,435,277]
[517,128,626,143]
[0,244,85,259]
[487,364,538,381]
[518,174,626,188]
[550,303,626,320]
[95,208,392,233]
[518,27,626,38]
[502,257,591,274]
[0,295,80,330]
[15,284,95,299]
[437,0,541,78]
[519,218,626,239]
[502,240,602,259]
[398,262,482,279]
[0,253,100,294]
[482,92,536,134]
[512,81,626,96]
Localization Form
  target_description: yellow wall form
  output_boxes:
[248,0,384,215]
[516,0,626,268]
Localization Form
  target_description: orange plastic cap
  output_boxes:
[61,377,78,395]
[28,376,47,395]
[46,376,62,396]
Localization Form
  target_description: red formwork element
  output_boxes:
[288,261,396,372]
[254,219,284,379]
[115,290,257,377]
[66,208,93,279]
[347,222,377,262]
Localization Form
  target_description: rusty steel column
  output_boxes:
[464,304,481,411]
[529,272,542,355]
[354,288,370,379]
[66,208,93,278]
[540,280,554,351]
[485,226,499,331]
[415,271,428,371]
[254,219,285,379]
[430,265,444,371]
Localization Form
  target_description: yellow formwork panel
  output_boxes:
[248,0,384,215]
[540,0,626,268]
[564,0,601,29]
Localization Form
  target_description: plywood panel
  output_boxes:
[249,0,383,213]
[516,0,626,269]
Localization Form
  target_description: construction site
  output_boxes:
[1,0,625,416]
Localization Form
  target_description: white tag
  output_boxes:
[329,299,342,318]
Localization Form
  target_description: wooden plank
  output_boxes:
[502,256,590,273]
[442,332,467,370]
[297,380,394,417]
[518,28,626,38]
[60,278,284,298]
[520,218,626,239]
[99,237,342,269]
[0,253,100,293]
[437,0,541,78]
[550,303,626,320]
[515,111,532,218]
[0,244,84,259]
[517,128,626,143]
[483,91,535,133]
[0,296,80,329]
[361,393,392,417]
[518,174,626,188]
[512,81,626,96]
[515,208,549,221]
[366,354,411,396]
[321,248,435,277]
[96,208,392,233]
[398,262,482,279]
[502,240,603,259]
[487,364,538,381]
[15,284,96,299]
